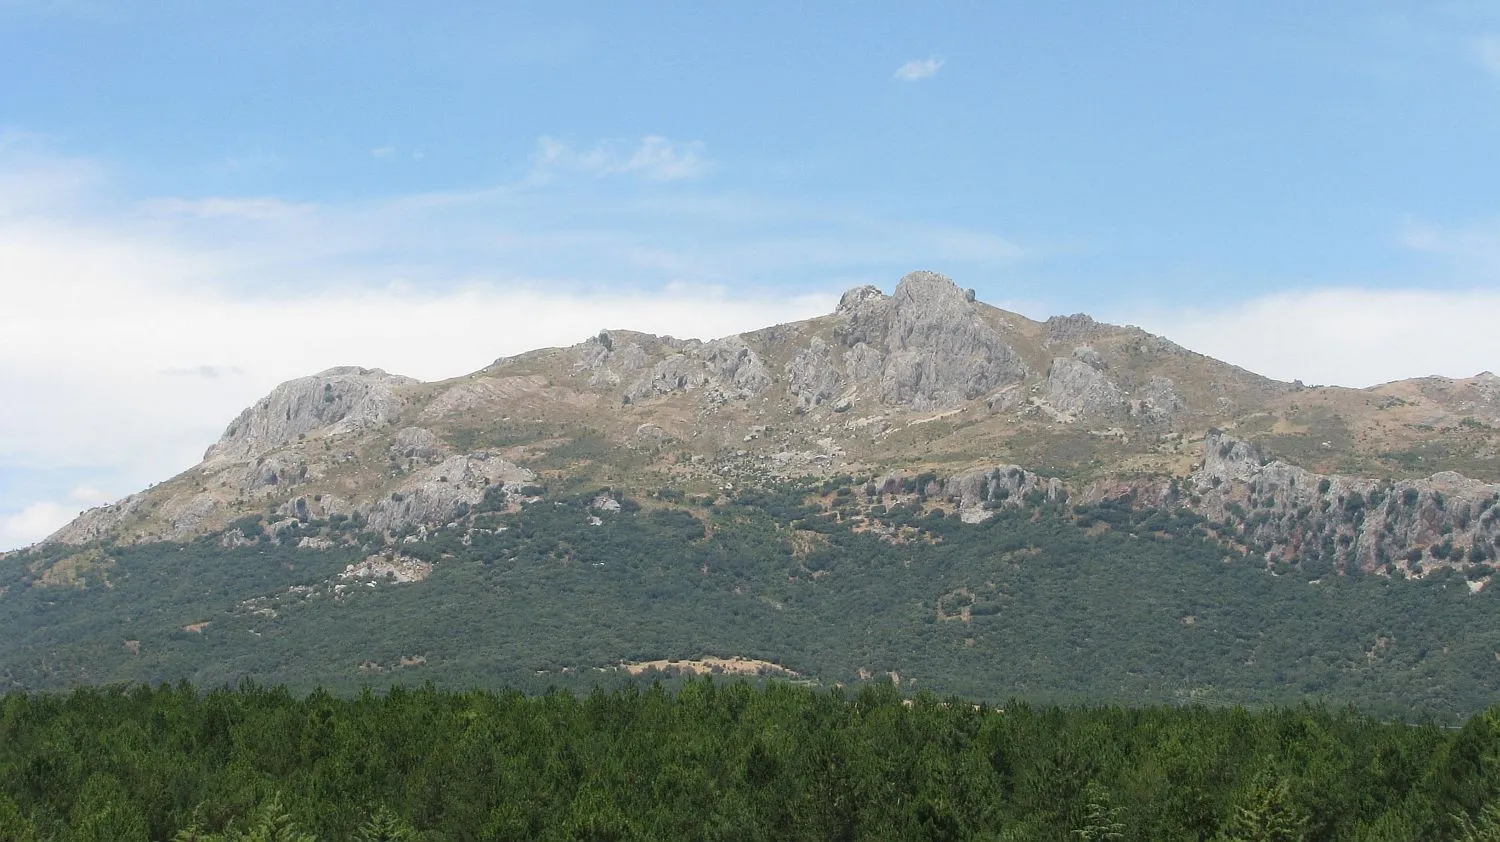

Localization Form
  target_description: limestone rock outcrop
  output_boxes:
[940,466,1069,523]
[1044,357,1124,418]
[1133,376,1188,422]
[786,337,842,410]
[876,272,1030,409]
[1181,432,1500,575]
[702,337,773,398]
[389,427,448,462]
[205,367,416,463]
[46,494,146,544]
[363,453,534,535]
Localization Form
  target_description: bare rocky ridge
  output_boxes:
[43,271,1500,581]
[205,367,417,464]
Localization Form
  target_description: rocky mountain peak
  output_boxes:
[1044,313,1105,346]
[889,270,971,308]
[204,366,417,464]
[876,271,1029,409]
[835,285,887,316]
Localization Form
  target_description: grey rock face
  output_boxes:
[1188,433,1500,575]
[624,354,708,402]
[46,494,146,545]
[941,466,1068,522]
[1044,313,1105,346]
[274,494,351,523]
[844,342,883,384]
[157,493,219,541]
[702,337,773,398]
[594,332,774,404]
[786,337,842,410]
[362,453,534,535]
[390,427,448,462]
[205,367,416,464]
[1044,357,1124,417]
[615,343,650,372]
[1134,376,1188,421]
[577,337,654,389]
[835,285,890,347]
[868,465,1065,524]
[877,271,1030,409]
[1071,345,1105,368]
[1200,430,1265,482]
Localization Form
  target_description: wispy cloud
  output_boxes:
[533,135,713,182]
[1400,215,1500,276]
[371,146,397,159]
[1477,35,1500,78]
[894,57,944,82]
[142,196,317,222]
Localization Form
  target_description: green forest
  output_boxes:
[5,679,1500,841]
[4,483,1500,720]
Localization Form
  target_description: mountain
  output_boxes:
[44,270,1500,578]
[6,270,1500,716]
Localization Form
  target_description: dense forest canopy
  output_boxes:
[5,680,1500,841]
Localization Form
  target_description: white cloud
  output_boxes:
[1116,287,1500,389]
[894,57,944,82]
[1477,34,1500,78]
[0,502,76,550]
[371,146,396,159]
[533,135,713,181]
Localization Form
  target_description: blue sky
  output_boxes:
[3,1,1500,546]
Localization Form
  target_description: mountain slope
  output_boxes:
[9,486,1500,719]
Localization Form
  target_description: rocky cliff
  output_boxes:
[1179,431,1500,577]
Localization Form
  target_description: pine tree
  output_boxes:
[1072,782,1126,841]
[1456,802,1500,841]
[1216,775,1307,842]
[172,794,316,842]
[353,806,417,842]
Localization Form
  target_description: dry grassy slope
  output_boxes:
[43,271,1500,546]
